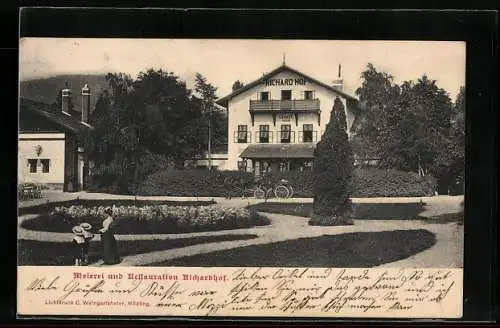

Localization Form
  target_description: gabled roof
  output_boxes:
[19,98,93,135]
[216,64,358,107]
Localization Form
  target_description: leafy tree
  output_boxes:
[310,97,354,226]
[232,80,244,92]
[353,64,454,181]
[352,63,401,162]
[85,69,212,193]
[390,75,453,176]
[431,86,465,194]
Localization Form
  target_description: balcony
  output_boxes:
[278,131,295,144]
[233,131,252,144]
[236,130,322,144]
[249,99,322,127]
[249,99,320,112]
[254,131,274,144]
[298,131,318,143]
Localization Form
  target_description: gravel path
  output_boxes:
[18,191,463,268]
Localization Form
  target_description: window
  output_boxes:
[28,159,37,173]
[237,161,247,172]
[237,125,248,143]
[41,159,50,173]
[304,91,314,100]
[260,92,269,101]
[281,124,291,143]
[259,125,269,143]
[281,90,292,100]
[303,124,313,142]
[279,160,291,172]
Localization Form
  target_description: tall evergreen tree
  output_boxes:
[195,73,218,170]
[310,97,354,226]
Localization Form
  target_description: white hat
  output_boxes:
[80,222,92,231]
[72,225,84,236]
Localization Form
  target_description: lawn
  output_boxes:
[18,234,258,266]
[420,211,464,224]
[145,229,436,267]
[247,202,426,220]
[18,199,216,216]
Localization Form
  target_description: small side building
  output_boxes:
[18,85,93,191]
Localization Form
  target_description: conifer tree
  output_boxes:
[310,97,354,226]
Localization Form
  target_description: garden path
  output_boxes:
[18,191,463,268]
[89,216,462,267]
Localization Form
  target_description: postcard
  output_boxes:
[18,38,465,318]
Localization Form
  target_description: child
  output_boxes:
[80,222,94,265]
[71,226,85,266]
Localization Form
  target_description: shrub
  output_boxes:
[87,153,170,194]
[22,204,270,234]
[138,169,255,197]
[353,168,437,197]
[309,97,354,226]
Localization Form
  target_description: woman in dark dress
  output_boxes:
[99,207,120,265]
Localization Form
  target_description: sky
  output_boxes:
[19,38,466,100]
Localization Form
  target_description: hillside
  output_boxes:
[19,74,109,112]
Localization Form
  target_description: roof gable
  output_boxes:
[216,64,357,107]
[19,98,93,135]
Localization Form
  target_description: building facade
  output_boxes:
[18,85,93,191]
[216,64,359,174]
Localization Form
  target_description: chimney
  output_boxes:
[81,84,91,123]
[332,64,344,91]
[61,85,71,114]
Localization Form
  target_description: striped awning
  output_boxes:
[240,144,316,159]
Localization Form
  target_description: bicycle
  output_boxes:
[233,185,272,199]
[273,179,294,199]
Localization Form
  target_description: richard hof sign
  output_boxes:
[264,78,308,86]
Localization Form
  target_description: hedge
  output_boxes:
[138,169,255,197]
[270,169,436,197]
[136,168,436,198]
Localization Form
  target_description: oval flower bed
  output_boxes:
[21,205,270,234]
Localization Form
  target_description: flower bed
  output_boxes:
[18,199,216,216]
[21,205,270,234]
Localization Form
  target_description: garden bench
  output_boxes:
[19,184,43,200]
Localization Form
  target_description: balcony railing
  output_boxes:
[254,131,274,143]
[298,131,318,143]
[249,99,320,112]
[234,131,323,144]
[278,131,295,143]
[233,131,251,143]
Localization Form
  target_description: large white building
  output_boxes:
[215,63,360,174]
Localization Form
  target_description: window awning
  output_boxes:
[239,144,316,159]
